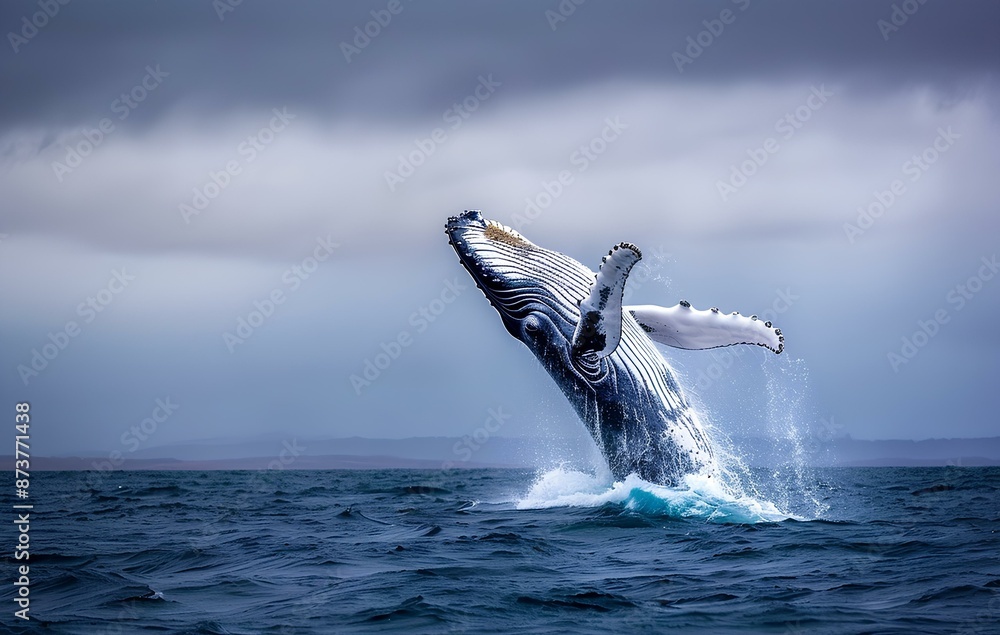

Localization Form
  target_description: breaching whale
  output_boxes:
[445,210,783,486]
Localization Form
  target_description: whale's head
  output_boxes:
[445,210,595,371]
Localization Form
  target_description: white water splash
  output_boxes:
[515,467,797,523]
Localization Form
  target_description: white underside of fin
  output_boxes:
[627,303,783,354]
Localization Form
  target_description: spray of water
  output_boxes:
[515,350,828,522]
[761,357,829,518]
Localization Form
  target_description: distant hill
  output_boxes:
[12,454,520,471]
[730,436,1000,467]
[4,435,999,470]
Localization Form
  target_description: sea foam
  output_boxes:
[515,466,796,523]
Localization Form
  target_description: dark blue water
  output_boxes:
[4,467,999,634]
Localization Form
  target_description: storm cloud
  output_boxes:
[1,0,998,458]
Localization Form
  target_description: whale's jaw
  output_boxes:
[445,210,591,342]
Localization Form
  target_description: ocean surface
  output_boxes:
[4,467,999,634]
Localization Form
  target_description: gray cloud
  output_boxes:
[1,1,997,129]
[2,0,999,455]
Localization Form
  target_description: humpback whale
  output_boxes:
[445,210,783,486]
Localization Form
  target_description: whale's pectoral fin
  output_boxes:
[627,303,784,354]
[572,243,642,359]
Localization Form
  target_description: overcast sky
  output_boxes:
[1,0,998,459]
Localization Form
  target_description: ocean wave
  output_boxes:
[514,467,797,523]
